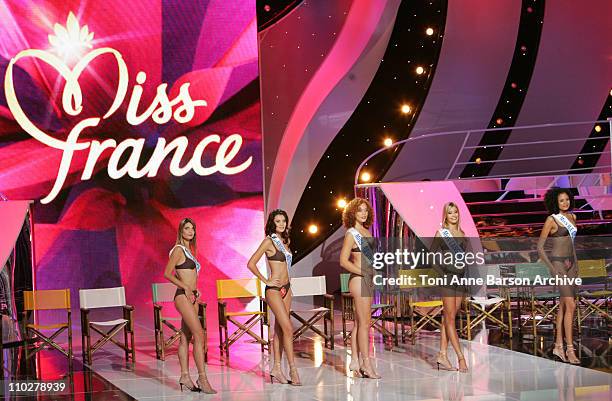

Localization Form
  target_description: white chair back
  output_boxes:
[80,287,127,309]
[290,276,327,297]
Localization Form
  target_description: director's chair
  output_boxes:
[217,278,268,361]
[152,282,207,361]
[79,287,135,365]
[289,276,334,349]
[577,259,611,333]
[461,265,512,340]
[398,269,444,345]
[22,289,73,367]
[514,263,559,339]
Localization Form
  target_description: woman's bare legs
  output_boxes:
[349,276,379,378]
[177,315,195,388]
[441,296,467,372]
[267,289,300,384]
[175,296,215,393]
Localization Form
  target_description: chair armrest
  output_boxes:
[123,305,135,311]
[80,308,90,333]
[196,299,207,307]
[323,294,334,301]
[153,303,163,310]
[217,301,227,326]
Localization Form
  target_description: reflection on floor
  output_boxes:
[3,314,611,400]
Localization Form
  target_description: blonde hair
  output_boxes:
[441,202,464,235]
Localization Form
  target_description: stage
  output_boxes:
[20,315,609,400]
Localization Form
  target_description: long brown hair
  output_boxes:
[342,198,374,229]
[176,218,197,255]
[441,202,464,235]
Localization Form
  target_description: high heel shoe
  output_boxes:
[179,372,201,392]
[358,358,381,379]
[457,355,469,373]
[552,343,567,362]
[196,374,217,394]
[288,366,302,386]
[270,365,289,384]
[435,352,457,371]
[565,345,580,365]
[348,359,362,377]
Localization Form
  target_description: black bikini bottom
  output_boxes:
[265,282,291,298]
[174,288,199,304]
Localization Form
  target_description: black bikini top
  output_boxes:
[175,248,197,270]
[351,247,361,253]
[266,246,287,262]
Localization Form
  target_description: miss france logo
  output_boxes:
[4,12,253,204]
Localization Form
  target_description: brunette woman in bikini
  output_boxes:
[247,209,301,385]
[164,218,216,393]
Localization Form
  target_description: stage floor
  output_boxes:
[86,323,611,401]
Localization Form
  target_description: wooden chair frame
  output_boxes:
[217,278,269,361]
[22,289,73,367]
[79,287,135,365]
[289,277,335,349]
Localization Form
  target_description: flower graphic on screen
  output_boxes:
[47,12,94,60]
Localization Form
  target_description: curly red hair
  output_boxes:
[342,198,373,229]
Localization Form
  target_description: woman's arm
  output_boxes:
[247,238,275,286]
[537,216,555,270]
[339,232,366,275]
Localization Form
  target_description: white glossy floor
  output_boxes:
[85,323,612,401]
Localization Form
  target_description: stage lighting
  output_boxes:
[308,224,318,234]
[383,138,393,147]
[475,157,482,164]
[416,66,424,75]
[426,28,434,36]
[361,172,371,182]
[496,118,504,125]
[337,198,347,208]
[595,125,602,133]
[401,104,411,114]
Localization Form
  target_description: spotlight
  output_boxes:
[416,66,425,75]
[475,157,482,164]
[337,198,347,208]
[383,138,393,147]
[426,27,434,36]
[308,224,318,234]
[595,125,602,133]
[401,104,411,114]
[361,171,371,182]
[496,118,504,125]
[511,82,517,89]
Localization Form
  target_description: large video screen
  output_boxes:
[0,0,262,311]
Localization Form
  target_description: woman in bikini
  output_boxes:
[432,202,469,373]
[339,198,380,379]
[163,218,216,393]
[247,209,301,385]
[538,188,580,364]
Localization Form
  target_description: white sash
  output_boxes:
[269,234,292,270]
[169,244,201,273]
[552,214,577,240]
[439,229,465,255]
[348,228,374,263]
